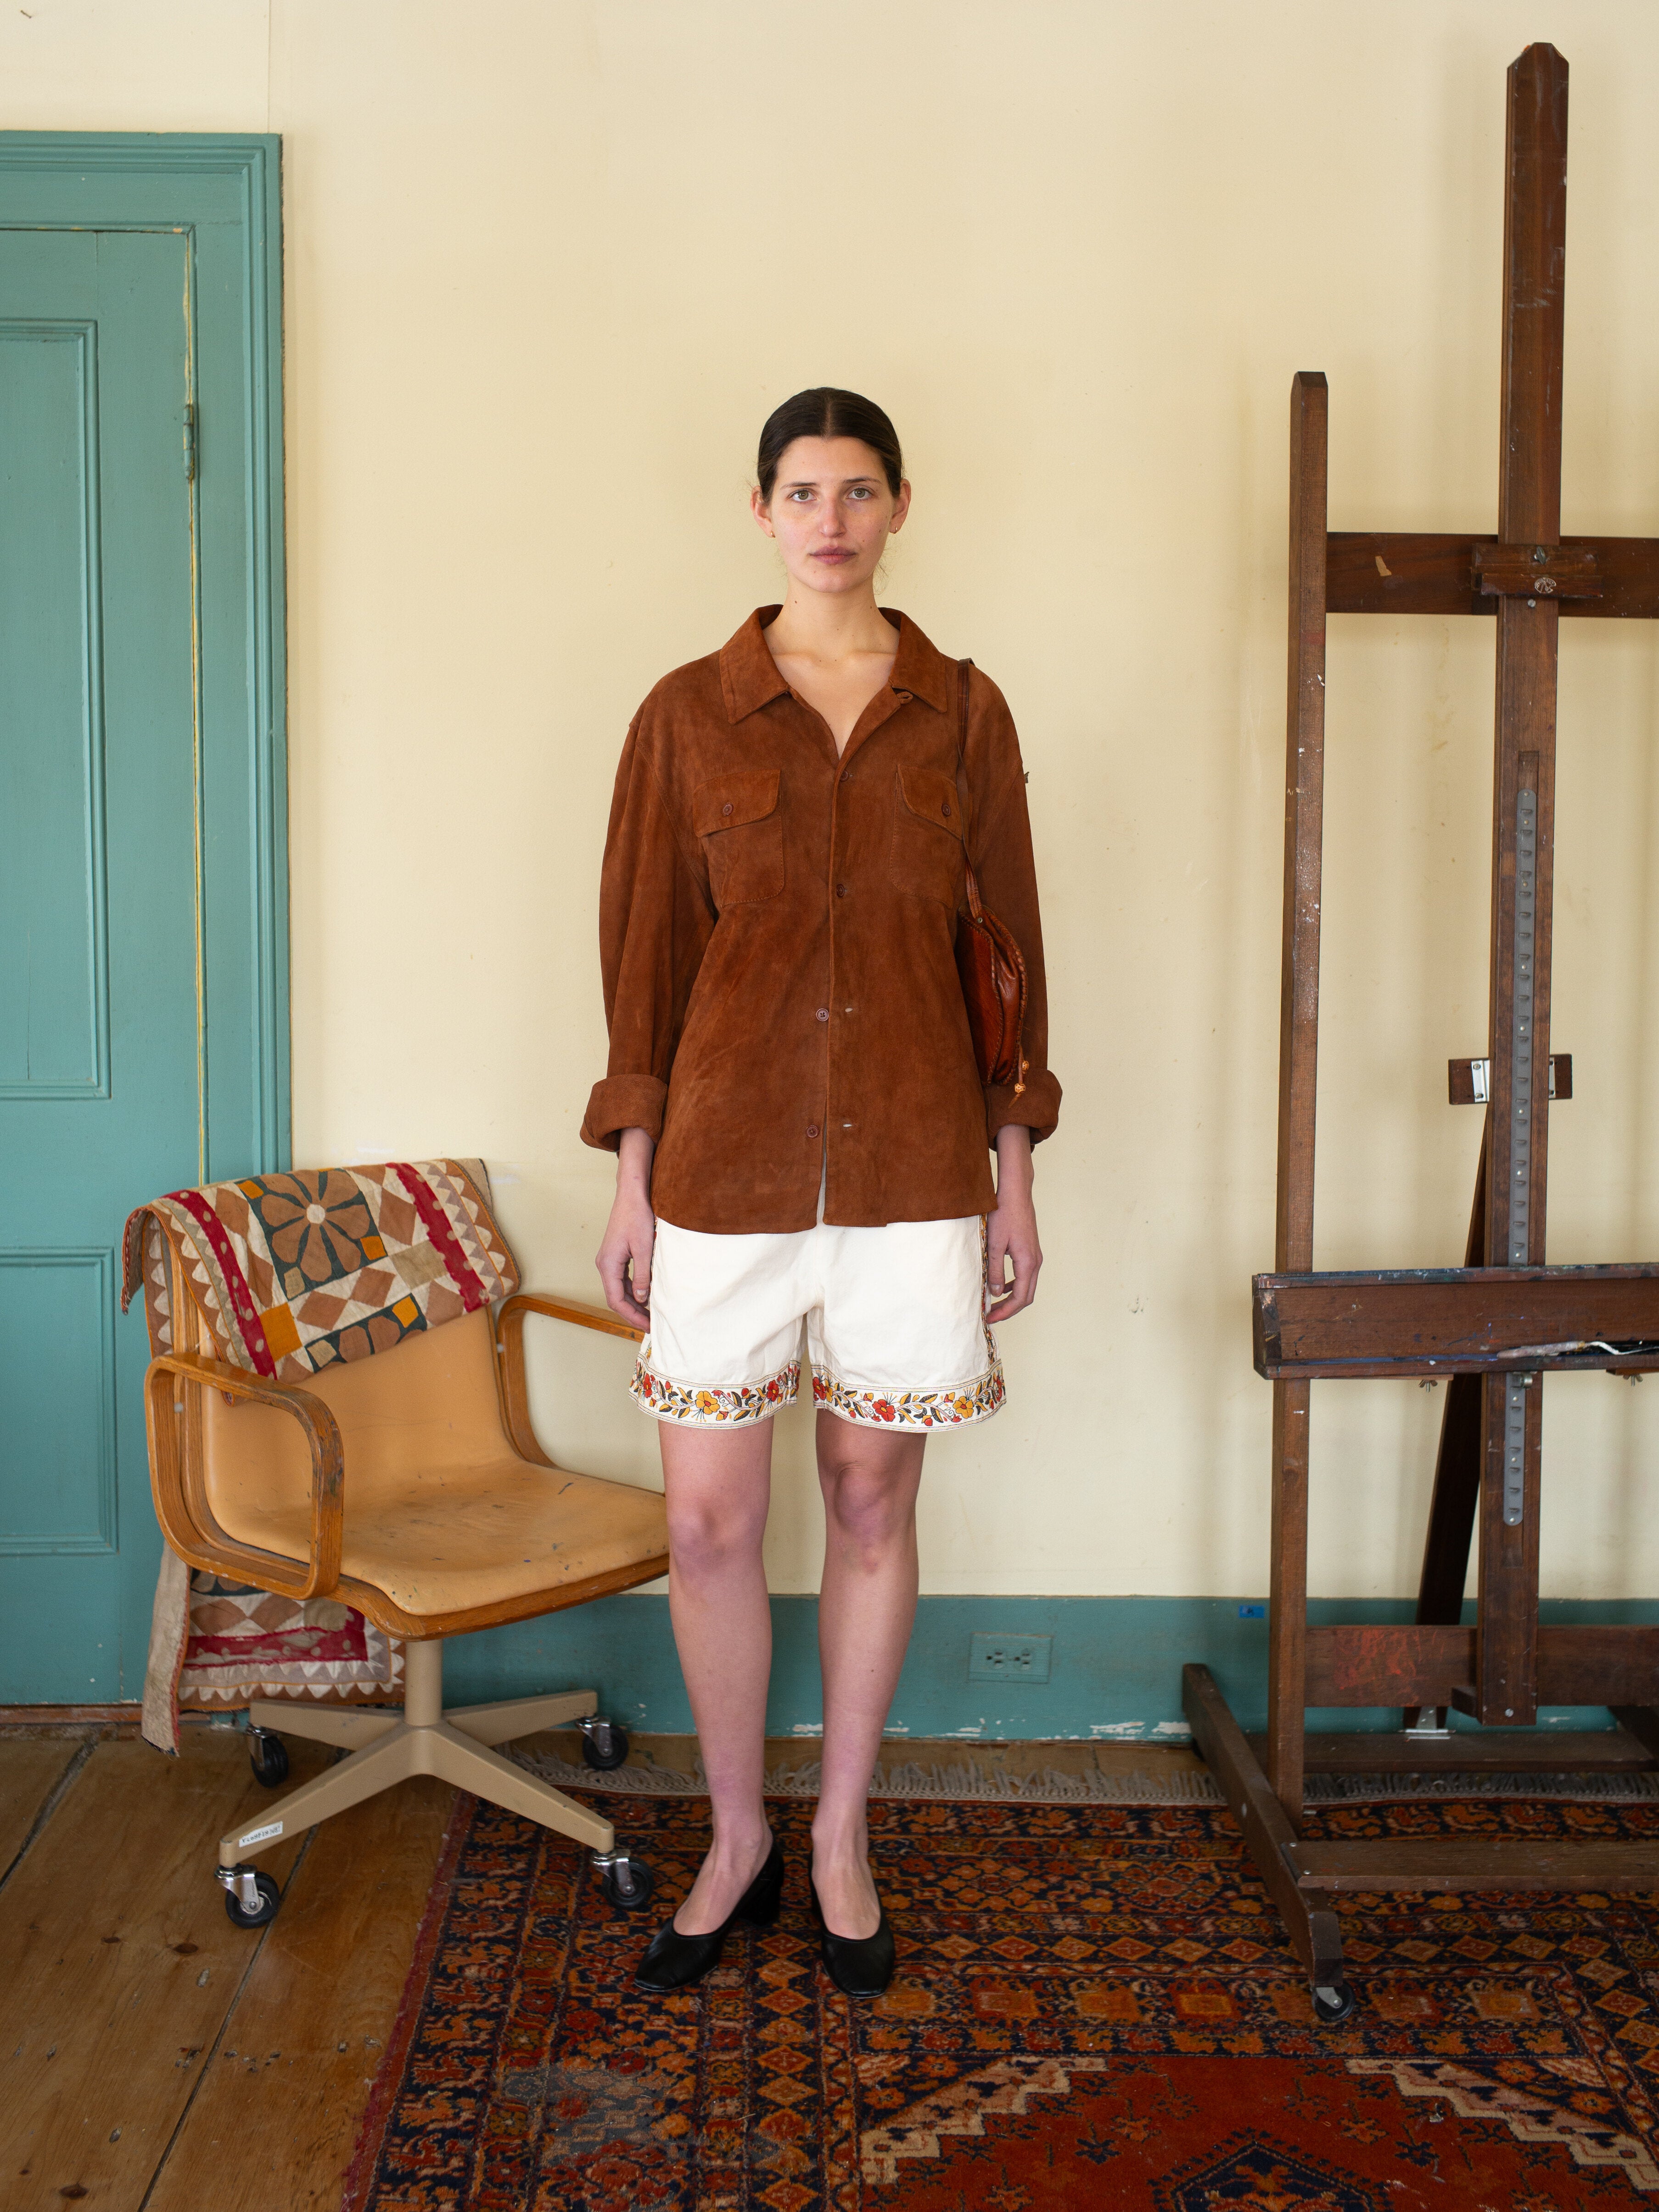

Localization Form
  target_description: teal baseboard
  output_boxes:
[437,1594,1659,1742]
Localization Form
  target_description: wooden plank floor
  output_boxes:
[0,1730,453,2212]
[0,1724,1209,2208]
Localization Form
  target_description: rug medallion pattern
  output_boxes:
[343,1792,1659,2208]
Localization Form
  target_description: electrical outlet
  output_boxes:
[968,1632,1052,1684]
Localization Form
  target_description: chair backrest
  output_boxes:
[198,1306,518,1532]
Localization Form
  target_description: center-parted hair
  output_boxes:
[757,388,904,502]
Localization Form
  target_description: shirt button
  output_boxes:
[815,1007,829,1022]
[807,1123,820,1139]
[942,799,952,818]
[835,882,849,897]
[721,802,733,816]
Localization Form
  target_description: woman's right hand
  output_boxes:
[596,1127,656,1332]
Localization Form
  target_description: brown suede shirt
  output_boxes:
[580,608,1061,1232]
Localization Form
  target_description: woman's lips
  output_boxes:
[813,548,854,562]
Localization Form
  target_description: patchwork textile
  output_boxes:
[127,1159,519,1752]
[122,1157,519,1380]
[175,1569,405,1710]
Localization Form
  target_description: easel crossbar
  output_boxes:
[1254,1266,1659,1379]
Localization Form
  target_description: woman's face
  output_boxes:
[752,436,910,598]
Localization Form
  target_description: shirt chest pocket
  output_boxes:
[890,764,965,909]
[693,769,785,906]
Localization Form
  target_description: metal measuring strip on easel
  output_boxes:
[1501,785,1539,1526]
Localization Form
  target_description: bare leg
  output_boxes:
[812,1414,925,1938]
[659,1418,777,1934]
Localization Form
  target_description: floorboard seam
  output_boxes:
[0,1737,94,1898]
[137,1819,324,2212]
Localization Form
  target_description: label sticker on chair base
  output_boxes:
[239,1820,283,1846]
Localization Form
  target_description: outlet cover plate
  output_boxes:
[968,1631,1052,1684]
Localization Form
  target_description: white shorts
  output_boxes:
[630,1194,1003,1432]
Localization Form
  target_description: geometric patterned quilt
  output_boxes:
[175,1567,405,1711]
[122,1157,518,1380]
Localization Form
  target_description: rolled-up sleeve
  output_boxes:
[963,670,1063,1149]
[580,720,713,1152]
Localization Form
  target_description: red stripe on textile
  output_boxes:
[388,1163,487,1311]
[169,1189,277,1376]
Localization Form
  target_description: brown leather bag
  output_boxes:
[952,658,1029,1095]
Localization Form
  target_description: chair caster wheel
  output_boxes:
[1312,1979,1357,2025]
[597,1855,655,1911]
[580,1719,630,1771]
[248,1728,289,1787]
[221,1867,281,1928]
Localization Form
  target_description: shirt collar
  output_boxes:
[718,606,953,723]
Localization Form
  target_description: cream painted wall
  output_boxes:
[7,0,1659,1603]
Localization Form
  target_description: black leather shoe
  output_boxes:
[634,1839,784,1992]
[810,1872,896,1998]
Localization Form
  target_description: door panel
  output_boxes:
[0,316,106,1094]
[0,230,198,1698]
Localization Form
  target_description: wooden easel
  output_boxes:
[1185,45,1659,2024]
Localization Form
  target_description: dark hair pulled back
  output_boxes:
[756,387,904,501]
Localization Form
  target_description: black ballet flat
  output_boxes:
[634,1839,784,1993]
[810,1872,896,1999]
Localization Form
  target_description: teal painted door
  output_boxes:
[0,230,198,1698]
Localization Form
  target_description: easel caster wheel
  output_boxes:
[598,1857,655,1911]
[580,1719,630,1772]
[1312,1979,1357,2026]
[248,1728,289,1787]
[223,1869,280,1929]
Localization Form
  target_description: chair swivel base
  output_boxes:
[214,1637,654,1926]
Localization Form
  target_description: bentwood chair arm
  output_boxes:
[493,1293,644,1469]
[144,1350,346,1601]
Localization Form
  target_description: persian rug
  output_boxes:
[126,1158,516,1750]
[342,1789,1659,2210]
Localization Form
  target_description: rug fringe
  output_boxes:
[513,1745,1659,1806]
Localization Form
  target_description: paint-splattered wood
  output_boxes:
[0,1732,328,2210]
[143,1772,454,2212]
[1254,1263,1659,1379]
[1325,533,1659,618]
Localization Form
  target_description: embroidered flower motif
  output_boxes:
[632,1361,800,1426]
[255,1171,378,1286]
[810,1363,1005,1430]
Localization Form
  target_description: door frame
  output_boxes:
[0,133,289,1179]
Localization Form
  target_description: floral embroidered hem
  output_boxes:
[630,1353,801,1426]
[810,1360,1005,1430]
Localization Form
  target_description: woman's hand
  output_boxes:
[986,1125,1042,1321]
[596,1127,657,1332]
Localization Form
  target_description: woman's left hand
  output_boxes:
[986,1126,1042,1320]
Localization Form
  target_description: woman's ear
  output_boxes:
[751,485,775,539]
[887,478,913,535]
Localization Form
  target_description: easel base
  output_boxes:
[1184,1664,1659,2022]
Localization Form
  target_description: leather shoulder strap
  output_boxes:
[953,655,985,914]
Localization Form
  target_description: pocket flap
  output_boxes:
[898,765,963,837]
[693,769,781,836]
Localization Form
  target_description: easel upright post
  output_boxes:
[1473,45,1569,1726]
[1266,371,1328,1823]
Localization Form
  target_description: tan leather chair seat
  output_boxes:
[200,1309,666,1621]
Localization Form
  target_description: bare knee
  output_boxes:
[818,1447,920,1566]
[666,1491,766,1579]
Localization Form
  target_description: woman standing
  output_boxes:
[582,388,1060,1996]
